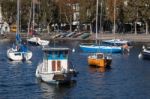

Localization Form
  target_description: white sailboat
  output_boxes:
[7,0,32,61]
[35,46,77,84]
[27,1,49,46]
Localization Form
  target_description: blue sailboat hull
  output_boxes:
[79,45,122,53]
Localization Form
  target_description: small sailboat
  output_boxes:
[138,46,150,60]
[35,47,77,84]
[87,0,112,68]
[7,0,32,61]
[79,44,122,53]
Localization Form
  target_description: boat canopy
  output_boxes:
[42,47,69,52]
[43,47,70,60]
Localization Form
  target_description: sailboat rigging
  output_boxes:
[27,0,49,46]
[87,0,112,68]
[7,0,32,61]
[79,0,123,54]
[102,0,131,47]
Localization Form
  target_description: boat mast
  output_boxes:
[17,0,20,34]
[96,0,99,44]
[32,0,35,32]
[113,0,116,34]
[99,0,103,34]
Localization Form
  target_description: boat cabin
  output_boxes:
[42,47,70,73]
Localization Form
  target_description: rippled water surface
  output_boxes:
[0,40,150,99]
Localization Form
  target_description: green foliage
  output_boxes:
[1,0,150,26]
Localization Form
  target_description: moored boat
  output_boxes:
[35,47,77,84]
[79,44,122,53]
[27,36,49,46]
[88,53,112,67]
[7,0,32,61]
[139,46,150,60]
[7,43,32,61]
[102,39,132,46]
[87,0,112,68]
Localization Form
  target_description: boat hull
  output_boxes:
[80,45,122,53]
[7,48,32,61]
[102,39,131,46]
[88,57,112,67]
[36,65,72,84]
[27,37,49,46]
[142,51,150,59]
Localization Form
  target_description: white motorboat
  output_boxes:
[27,37,49,46]
[102,39,132,46]
[36,47,77,84]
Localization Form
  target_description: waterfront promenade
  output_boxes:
[1,32,150,43]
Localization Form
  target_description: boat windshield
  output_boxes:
[45,50,69,59]
[97,53,104,59]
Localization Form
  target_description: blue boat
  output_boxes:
[79,44,122,53]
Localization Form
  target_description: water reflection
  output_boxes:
[38,81,77,99]
[8,60,32,66]
[89,66,111,73]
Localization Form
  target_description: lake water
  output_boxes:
[0,40,150,99]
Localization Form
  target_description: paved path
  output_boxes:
[1,32,150,43]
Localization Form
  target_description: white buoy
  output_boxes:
[138,53,143,59]
[72,48,75,53]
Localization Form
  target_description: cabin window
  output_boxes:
[52,52,55,59]
[57,61,61,71]
[63,51,68,59]
[97,54,104,59]
[52,61,56,71]
[15,53,21,56]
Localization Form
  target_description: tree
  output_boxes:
[38,0,58,32]
[124,0,150,34]
[1,0,17,24]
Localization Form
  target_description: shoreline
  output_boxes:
[1,32,150,43]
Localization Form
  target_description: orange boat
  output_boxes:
[88,53,112,68]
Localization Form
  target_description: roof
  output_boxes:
[42,47,70,51]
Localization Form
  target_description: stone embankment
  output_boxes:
[1,32,150,43]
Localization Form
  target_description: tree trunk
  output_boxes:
[134,22,137,34]
[69,15,72,32]
[146,21,149,35]
[90,23,92,34]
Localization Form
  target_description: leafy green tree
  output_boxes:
[1,0,17,24]
[37,0,59,32]
[124,0,150,34]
